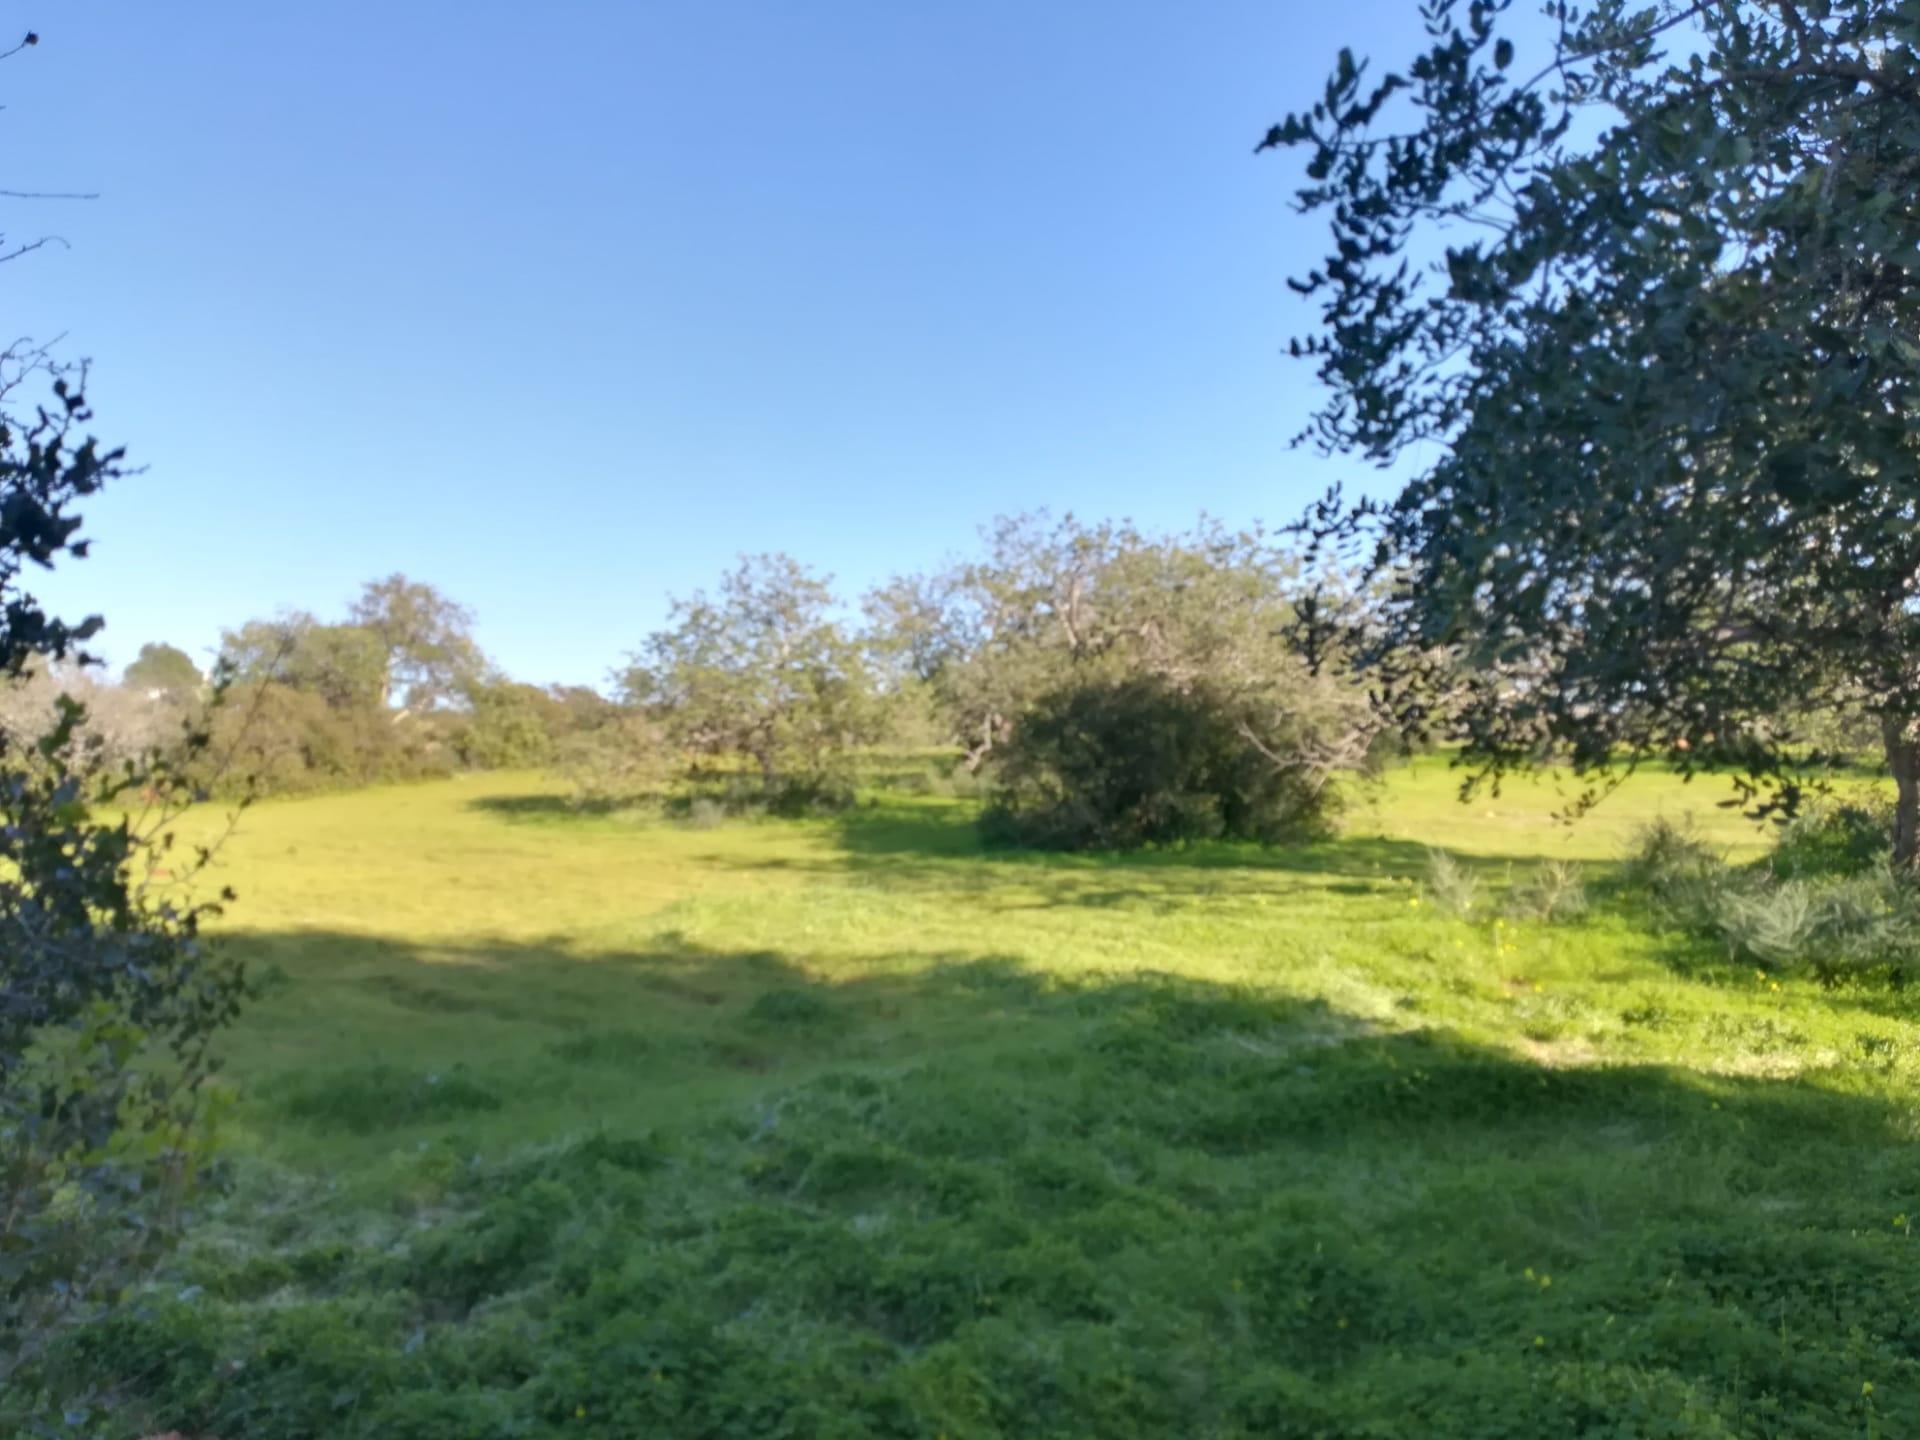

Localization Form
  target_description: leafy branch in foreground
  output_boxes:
[0,347,247,1426]
[1265,0,1920,860]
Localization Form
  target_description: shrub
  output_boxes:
[1620,814,1920,983]
[1507,859,1588,923]
[1708,881,1819,968]
[982,675,1344,850]
[1770,796,1893,880]
[456,680,557,770]
[681,796,727,829]
[1422,849,1480,919]
[0,351,248,1420]
[191,682,456,798]
[1,705,243,1402]
[761,772,856,817]
[1621,818,1726,913]
[556,715,668,810]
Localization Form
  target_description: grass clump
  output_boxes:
[271,1064,502,1136]
[1506,859,1589,923]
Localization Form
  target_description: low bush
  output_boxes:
[555,716,669,811]
[1622,817,1722,898]
[1422,849,1481,918]
[1770,796,1894,880]
[1621,815,1920,983]
[1506,859,1589,923]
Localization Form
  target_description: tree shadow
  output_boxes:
[465,791,656,823]
[112,924,1920,1436]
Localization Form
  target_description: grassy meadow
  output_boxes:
[68,758,1920,1437]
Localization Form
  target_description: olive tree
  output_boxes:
[620,554,882,798]
[1264,0,1920,860]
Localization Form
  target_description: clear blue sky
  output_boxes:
[10,0,1422,689]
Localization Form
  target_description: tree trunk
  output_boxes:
[1882,716,1920,871]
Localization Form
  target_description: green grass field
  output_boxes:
[69,760,1920,1437]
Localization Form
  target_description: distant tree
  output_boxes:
[1262,1,1920,860]
[622,554,881,795]
[123,640,202,699]
[349,574,482,709]
[556,711,669,809]
[193,680,453,797]
[220,614,387,711]
[0,657,176,777]
[869,513,1381,775]
[457,677,558,769]
[545,683,620,735]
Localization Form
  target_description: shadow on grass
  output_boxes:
[466,791,662,823]
[95,924,1920,1438]
[466,782,1557,891]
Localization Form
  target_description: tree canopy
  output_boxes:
[349,573,482,709]
[123,640,203,699]
[620,554,880,796]
[1263,0,1920,859]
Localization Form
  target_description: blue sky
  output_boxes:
[10,0,1427,688]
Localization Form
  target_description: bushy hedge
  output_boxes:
[982,675,1344,850]
[192,683,460,798]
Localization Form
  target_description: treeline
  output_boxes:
[3,515,1391,846]
[3,575,620,798]
[596,513,1389,846]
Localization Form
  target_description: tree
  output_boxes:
[349,574,481,709]
[0,657,177,777]
[220,614,388,711]
[868,513,1383,778]
[123,640,202,699]
[1262,0,1920,861]
[621,554,880,794]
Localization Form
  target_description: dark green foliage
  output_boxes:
[1622,815,1920,983]
[1267,0,1920,860]
[1771,797,1895,881]
[194,681,458,797]
[456,679,557,770]
[221,616,389,711]
[209,585,614,796]
[745,987,842,1029]
[123,641,202,699]
[984,675,1343,850]
[553,712,668,809]
[269,1064,503,1136]
[0,344,245,1410]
